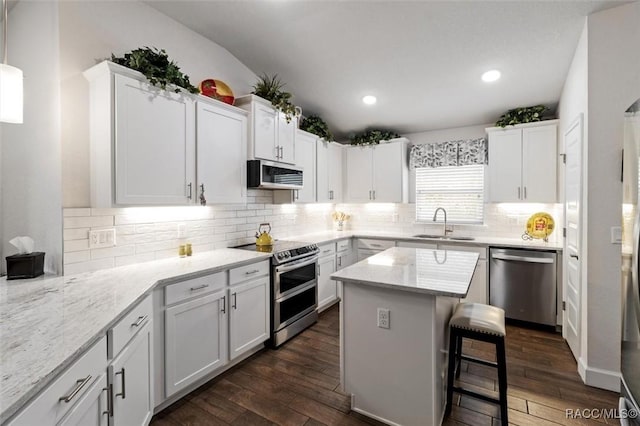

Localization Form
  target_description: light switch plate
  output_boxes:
[611,226,622,244]
[89,228,116,249]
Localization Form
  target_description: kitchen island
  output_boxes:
[331,246,479,426]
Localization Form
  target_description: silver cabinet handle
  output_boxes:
[232,292,237,309]
[245,269,260,275]
[322,249,332,254]
[189,284,209,292]
[524,186,527,199]
[373,190,376,200]
[187,182,193,200]
[115,368,126,399]
[274,146,280,159]
[131,315,148,327]
[329,190,333,200]
[59,375,92,403]
[280,146,284,158]
[371,244,382,248]
[103,384,114,417]
[338,256,342,267]
[369,190,372,200]
[491,253,555,264]
[517,187,521,199]
[221,295,226,313]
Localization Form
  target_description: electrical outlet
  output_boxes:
[377,308,390,329]
[177,223,186,239]
[89,228,116,249]
[611,226,622,244]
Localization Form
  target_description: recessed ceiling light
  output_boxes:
[481,70,501,83]
[362,95,377,105]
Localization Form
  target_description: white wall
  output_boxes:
[1,1,62,274]
[59,0,259,207]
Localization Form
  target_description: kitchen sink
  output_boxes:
[412,234,476,241]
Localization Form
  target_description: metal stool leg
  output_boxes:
[496,337,508,425]
[445,329,457,417]
[455,335,463,379]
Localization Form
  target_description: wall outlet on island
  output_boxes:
[377,308,390,329]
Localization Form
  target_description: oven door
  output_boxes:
[273,255,318,299]
[273,281,318,332]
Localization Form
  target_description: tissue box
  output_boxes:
[5,252,45,280]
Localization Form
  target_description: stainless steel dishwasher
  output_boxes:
[489,248,557,326]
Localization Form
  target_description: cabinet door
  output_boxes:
[196,102,247,204]
[345,147,373,202]
[328,143,344,202]
[522,125,557,202]
[165,290,227,397]
[229,277,270,360]
[278,113,296,164]
[295,131,317,203]
[318,255,338,311]
[488,129,522,202]
[337,249,356,270]
[372,143,404,202]
[110,321,153,426]
[253,102,278,161]
[463,259,487,304]
[114,74,195,205]
[57,374,108,426]
[316,141,331,202]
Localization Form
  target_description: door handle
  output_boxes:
[59,375,92,403]
[570,254,579,260]
[115,368,126,399]
[275,146,280,159]
[280,146,284,158]
[130,315,148,327]
[524,186,527,199]
[373,190,376,200]
[369,190,372,200]
[517,187,521,199]
[232,292,237,309]
[187,182,193,200]
[221,295,226,313]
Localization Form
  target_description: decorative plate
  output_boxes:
[525,212,555,239]
[199,79,235,105]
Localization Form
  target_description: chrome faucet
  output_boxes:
[433,207,453,237]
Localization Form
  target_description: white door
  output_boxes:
[229,277,270,360]
[114,74,195,205]
[196,101,247,204]
[165,290,228,397]
[110,321,153,426]
[523,124,557,202]
[563,114,583,360]
[57,374,108,426]
[253,102,278,161]
[328,143,344,202]
[318,255,337,311]
[372,143,403,202]
[278,113,296,164]
[316,141,330,202]
[488,129,522,202]
[295,131,317,203]
[345,147,373,202]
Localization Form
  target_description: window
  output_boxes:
[415,165,485,224]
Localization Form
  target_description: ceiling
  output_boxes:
[148,0,625,140]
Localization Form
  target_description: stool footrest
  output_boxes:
[452,386,501,406]
[460,355,498,369]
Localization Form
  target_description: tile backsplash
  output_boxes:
[63,193,563,275]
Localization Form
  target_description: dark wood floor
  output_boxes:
[151,305,619,426]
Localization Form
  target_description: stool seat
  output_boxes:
[450,303,506,336]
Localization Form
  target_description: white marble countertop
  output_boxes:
[287,230,563,250]
[0,248,270,423]
[331,246,479,297]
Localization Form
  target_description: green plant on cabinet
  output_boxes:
[495,105,549,127]
[251,73,298,122]
[300,115,333,141]
[349,129,401,146]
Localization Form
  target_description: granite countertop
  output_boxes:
[331,246,479,297]
[0,248,271,423]
[287,230,563,251]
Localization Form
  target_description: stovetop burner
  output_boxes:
[235,240,319,264]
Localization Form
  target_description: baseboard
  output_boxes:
[578,357,621,392]
[351,406,402,426]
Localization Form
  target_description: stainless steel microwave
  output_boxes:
[247,160,303,190]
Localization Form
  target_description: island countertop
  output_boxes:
[331,246,479,297]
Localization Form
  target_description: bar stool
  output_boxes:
[445,303,508,424]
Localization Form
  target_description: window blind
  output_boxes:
[416,165,485,224]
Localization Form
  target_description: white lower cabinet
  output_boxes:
[318,254,337,312]
[229,277,270,360]
[57,374,109,426]
[164,289,228,397]
[109,320,154,426]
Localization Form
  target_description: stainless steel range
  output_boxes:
[235,240,320,347]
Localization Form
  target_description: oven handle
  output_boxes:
[275,255,319,273]
[277,281,317,303]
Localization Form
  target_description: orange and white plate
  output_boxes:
[525,212,555,239]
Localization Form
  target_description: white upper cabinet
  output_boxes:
[317,141,344,202]
[345,140,409,203]
[196,100,248,204]
[274,129,316,204]
[236,95,297,164]
[487,121,558,203]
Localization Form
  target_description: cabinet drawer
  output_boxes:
[108,295,152,359]
[336,239,351,253]
[8,336,107,426]
[165,272,226,306]
[438,244,487,260]
[318,243,336,258]
[229,260,270,286]
[357,239,395,250]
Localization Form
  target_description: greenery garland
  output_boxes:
[110,47,199,94]
[300,115,333,141]
[349,129,401,146]
[252,74,298,122]
[495,105,548,127]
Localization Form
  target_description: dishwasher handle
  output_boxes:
[491,253,555,264]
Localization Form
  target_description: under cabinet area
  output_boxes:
[487,121,558,203]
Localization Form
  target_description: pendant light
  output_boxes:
[0,0,23,124]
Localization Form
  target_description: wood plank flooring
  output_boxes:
[151,305,619,426]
